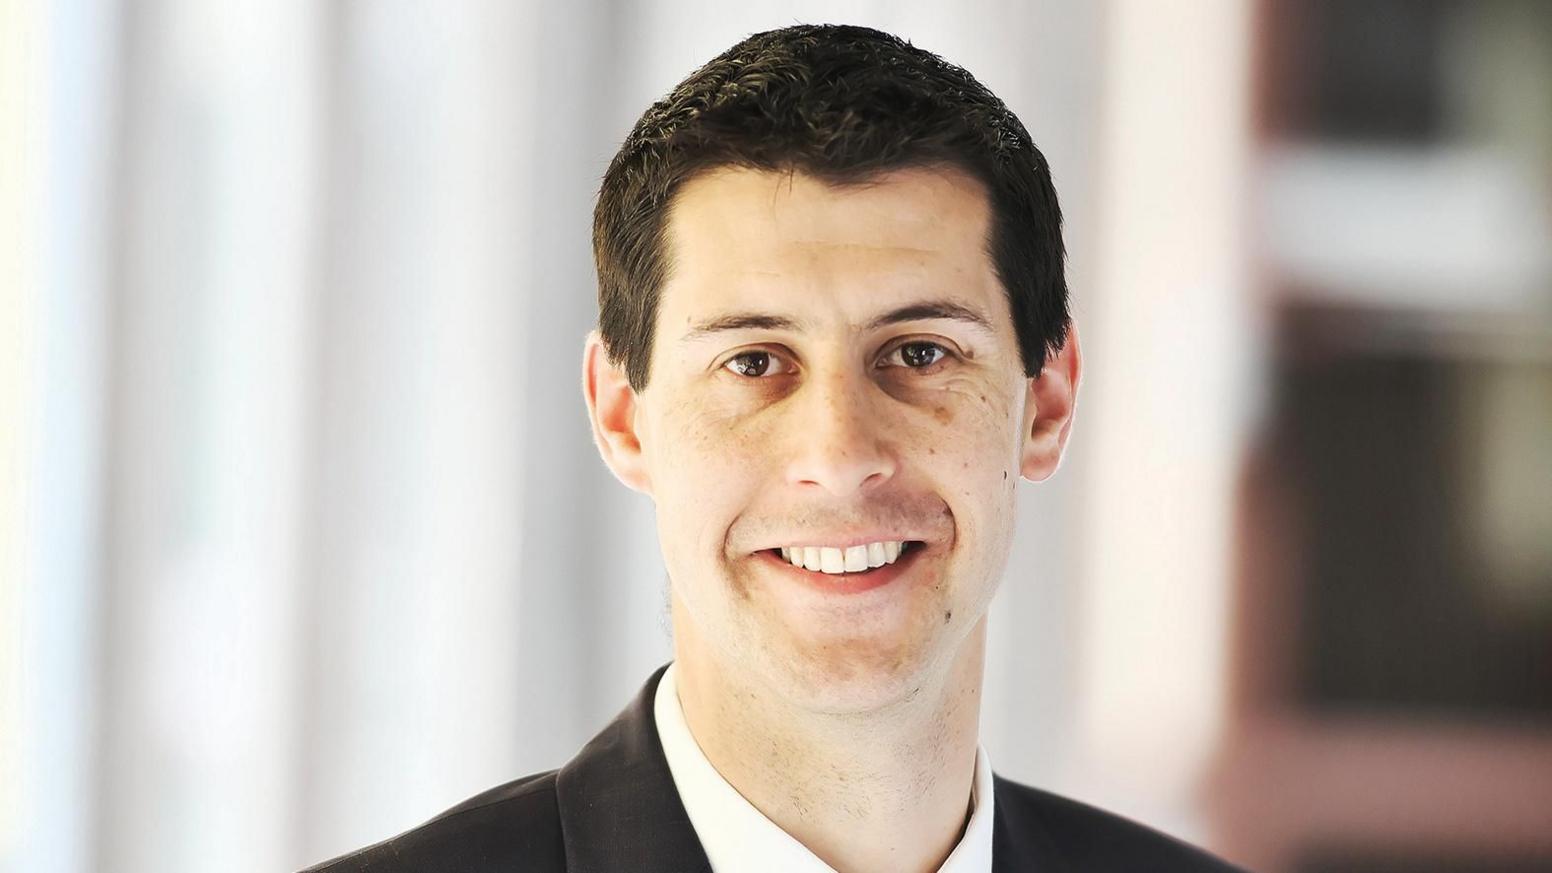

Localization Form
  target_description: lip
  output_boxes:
[754,541,928,595]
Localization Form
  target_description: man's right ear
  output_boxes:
[582,330,653,496]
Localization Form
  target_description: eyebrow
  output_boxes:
[679,298,998,344]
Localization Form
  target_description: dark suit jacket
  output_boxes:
[301,664,1247,872]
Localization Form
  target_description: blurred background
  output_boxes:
[2,1,1549,871]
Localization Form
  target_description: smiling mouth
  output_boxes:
[762,540,926,576]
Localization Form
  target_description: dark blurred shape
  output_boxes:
[1273,302,1552,724]
[1299,0,1449,142]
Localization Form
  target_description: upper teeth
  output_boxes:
[779,541,909,575]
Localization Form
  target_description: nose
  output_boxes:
[785,364,897,497]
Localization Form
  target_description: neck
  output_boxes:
[671,599,987,873]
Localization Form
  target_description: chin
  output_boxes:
[763,631,951,715]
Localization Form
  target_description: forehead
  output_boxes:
[658,165,1003,331]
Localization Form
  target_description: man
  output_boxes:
[303,23,1244,873]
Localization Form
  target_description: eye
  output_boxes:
[881,340,955,372]
[721,349,794,379]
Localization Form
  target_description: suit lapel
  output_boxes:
[555,664,713,873]
[991,774,1072,873]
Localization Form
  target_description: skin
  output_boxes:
[582,165,1082,873]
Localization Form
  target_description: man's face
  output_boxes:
[585,165,1076,713]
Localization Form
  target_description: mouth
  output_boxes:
[755,540,929,595]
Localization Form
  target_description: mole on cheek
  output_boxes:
[932,405,952,424]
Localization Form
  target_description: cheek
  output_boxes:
[666,395,776,471]
[651,397,773,563]
[917,380,1023,572]
[918,378,1020,475]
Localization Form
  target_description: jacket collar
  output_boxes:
[991,773,1067,872]
[555,663,713,873]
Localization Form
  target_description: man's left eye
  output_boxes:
[882,341,954,370]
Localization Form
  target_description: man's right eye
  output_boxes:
[722,350,794,379]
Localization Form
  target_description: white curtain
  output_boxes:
[4,2,1251,871]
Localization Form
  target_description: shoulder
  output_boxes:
[298,769,565,873]
[993,775,1248,872]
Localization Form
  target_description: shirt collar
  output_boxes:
[653,661,995,873]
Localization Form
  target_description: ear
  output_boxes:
[1018,318,1083,482]
[582,330,653,495]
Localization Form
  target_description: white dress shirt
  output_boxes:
[653,662,995,873]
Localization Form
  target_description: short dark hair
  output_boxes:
[592,23,1070,392]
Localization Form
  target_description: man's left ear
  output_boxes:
[1018,318,1083,482]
